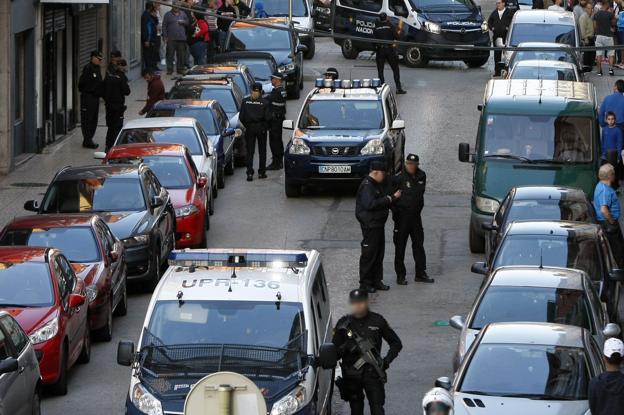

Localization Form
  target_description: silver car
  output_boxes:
[449,266,620,370]
[0,311,41,415]
[437,322,604,415]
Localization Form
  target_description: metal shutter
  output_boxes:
[77,9,98,69]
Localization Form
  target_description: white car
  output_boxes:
[507,59,581,82]
[103,117,218,200]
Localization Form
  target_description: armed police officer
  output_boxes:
[240,83,270,182]
[100,58,131,152]
[333,289,402,415]
[267,73,287,170]
[392,154,433,285]
[374,13,406,95]
[356,161,401,293]
[78,51,103,149]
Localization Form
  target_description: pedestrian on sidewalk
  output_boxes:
[141,2,160,71]
[488,0,514,77]
[78,51,103,149]
[594,0,616,76]
[598,80,624,130]
[547,0,564,11]
[240,83,270,181]
[139,69,166,116]
[266,73,287,170]
[189,11,210,65]
[217,0,237,52]
[163,6,190,75]
[580,2,596,68]
[589,338,624,415]
[601,112,624,168]
[100,59,131,152]
[593,164,624,268]
[206,0,219,62]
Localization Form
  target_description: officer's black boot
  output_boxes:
[82,141,99,149]
[374,282,390,291]
[415,271,434,283]
[396,276,408,285]
[246,174,253,182]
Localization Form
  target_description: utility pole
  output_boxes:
[289,0,293,22]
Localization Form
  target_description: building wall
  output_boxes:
[0,1,11,174]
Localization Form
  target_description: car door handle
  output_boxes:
[18,366,25,374]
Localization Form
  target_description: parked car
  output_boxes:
[185,64,255,96]
[507,59,581,81]
[0,311,41,414]
[0,214,128,341]
[23,164,176,289]
[104,144,211,248]
[502,42,585,78]
[213,51,278,94]
[0,247,89,395]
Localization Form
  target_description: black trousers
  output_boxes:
[245,126,267,175]
[359,226,385,287]
[268,118,284,164]
[346,374,385,415]
[105,107,125,151]
[376,47,401,89]
[80,94,99,145]
[143,41,160,71]
[393,210,426,278]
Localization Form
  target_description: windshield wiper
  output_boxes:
[0,303,32,308]
[499,393,578,401]
[459,390,495,396]
[484,154,533,163]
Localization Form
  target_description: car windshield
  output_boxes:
[470,286,592,331]
[459,344,590,400]
[230,73,250,95]
[262,0,308,17]
[0,262,54,307]
[237,59,273,81]
[135,156,192,189]
[116,127,202,155]
[510,24,576,47]
[0,227,100,263]
[144,300,305,349]
[510,66,577,81]
[170,87,237,114]
[299,100,384,130]
[174,109,217,135]
[507,199,594,223]
[228,27,291,51]
[493,235,602,280]
[409,0,477,11]
[510,50,576,66]
[41,178,146,213]
[483,115,593,162]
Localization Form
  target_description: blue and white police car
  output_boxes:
[117,249,337,415]
[282,78,406,197]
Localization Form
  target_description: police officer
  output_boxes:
[78,51,103,149]
[392,154,433,285]
[100,59,131,152]
[267,73,287,170]
[374,13,406,95]
[356,161,401,293]
[325,67,339,80]
[240,82,270,182]
[333,289,402,415]
[487,0,514,77]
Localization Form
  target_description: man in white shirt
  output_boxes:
[548,0,565,10]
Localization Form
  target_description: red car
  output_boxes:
[0,214,128,341]
[104,143,210,248]
[0,246,90,395]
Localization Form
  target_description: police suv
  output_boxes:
[117,249,337,415]
[282,78,406,197]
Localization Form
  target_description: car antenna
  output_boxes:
[275,291,282,310]
[539,248,543,269]
[228,256,240,293]
[177,290,185,307]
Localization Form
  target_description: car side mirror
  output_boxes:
[296,44,308,54]
[151,195,164,208]
[94,151,107,160]
[603,323,621,338]
[609,269,624,282]
[224,127,236,136]
[68,293,86,308]
[391,119,405,130]
[0,357,18,375]
[435,376,452,391]
[471,261,488,275]
[481,222,498,232]
[197,174,208,188]
[109,250,119,262]
[449,315,466,331]
[458,142,471,163]
[282,120,294,130]
[477,104,483,112]
[317,343,338,369]
[24,200,39,212]
[117,341,135,366]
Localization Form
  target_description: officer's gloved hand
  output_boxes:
[382,359,390,370]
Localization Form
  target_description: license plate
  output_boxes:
[319,165,351,174]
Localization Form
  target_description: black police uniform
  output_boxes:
[333,309,402,415]
[355,172,397,290]
[391,164,428,282]
[373,17,403,92]
[267,80,287,169]
[487,7,514,76]
[99,67,131,151]
[78,60,102,147]
[240,91,270,177]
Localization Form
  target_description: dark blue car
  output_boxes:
[147,100,236,189]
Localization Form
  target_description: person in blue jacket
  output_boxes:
[602,112,624,162]
[599,80,624,129]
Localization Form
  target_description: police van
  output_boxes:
[332,0,490,68]
[117,249,337,415]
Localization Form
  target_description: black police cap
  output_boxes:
[110,50,122,58]
[325,67,339,78]
[271,72,284,80]
[370,161,386,172]
[349,289,369,302]
[91,50,104,59]
[406,153,419,162]
[252,82,263,92]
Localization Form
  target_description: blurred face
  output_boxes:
[405,160,418,174]
[271,77,282,87]
[608,115,617,126]
[585,4,593,13]
[91,56,102,66]
[370,170,385,183]
[143,73,153,82]
[350,300,369,317]
[426,403,451,415]
[251,90,261,99]
[496,0,505,10]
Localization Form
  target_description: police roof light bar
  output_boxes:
[168,250,308,268]
[314,78,382,90]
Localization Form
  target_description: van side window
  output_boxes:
[388,0,408,15]
[341,0,382,12]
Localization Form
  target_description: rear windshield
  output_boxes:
[116,127,202,155]
[175,109,217,135]
[0,262,54,307]
[262,0,308,17]
[510,49,577,66]
[228,27,292,51]
[410,0,478,11]
[169,87,237,114]
[510,23,576,47]
[237,59,273,81]
[510,66,577,81]
[507,199,594,223]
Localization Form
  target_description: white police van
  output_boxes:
[117,249,337,415]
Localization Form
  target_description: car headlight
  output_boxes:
[131,382,163,415]
[475,195,500,214]
[270,386,306,415]
[481,22,488,32]
[175,204,200,217]
[361,139,385,155]
[424,21,441,34]
[86,285,98,303]
[278,63,296,73]
[289,138,310,155]
[122,235,150,247]
[29,318,59,344]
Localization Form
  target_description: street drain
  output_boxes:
[11,182,48,188]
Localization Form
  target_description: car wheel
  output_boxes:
[289,85,301,100]
[285,180,301,198]
[94,301,113,342]
[224,155,235,176]
[341,39,359,59]
[32,389,41,415]
[464,57,490,68]
[78,324,91,363]
[217,164,226,189]
[148,248,161,291]
[114,277,128,317]
[49,344,68,395]
[304,39,316,59]
[469,224,485,254]
[403,46,428,68]
[213,176,219,199]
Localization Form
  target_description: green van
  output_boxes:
[458,79,600,253]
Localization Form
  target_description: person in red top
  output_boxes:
[139,69,166,116]
[189,12,210,65]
